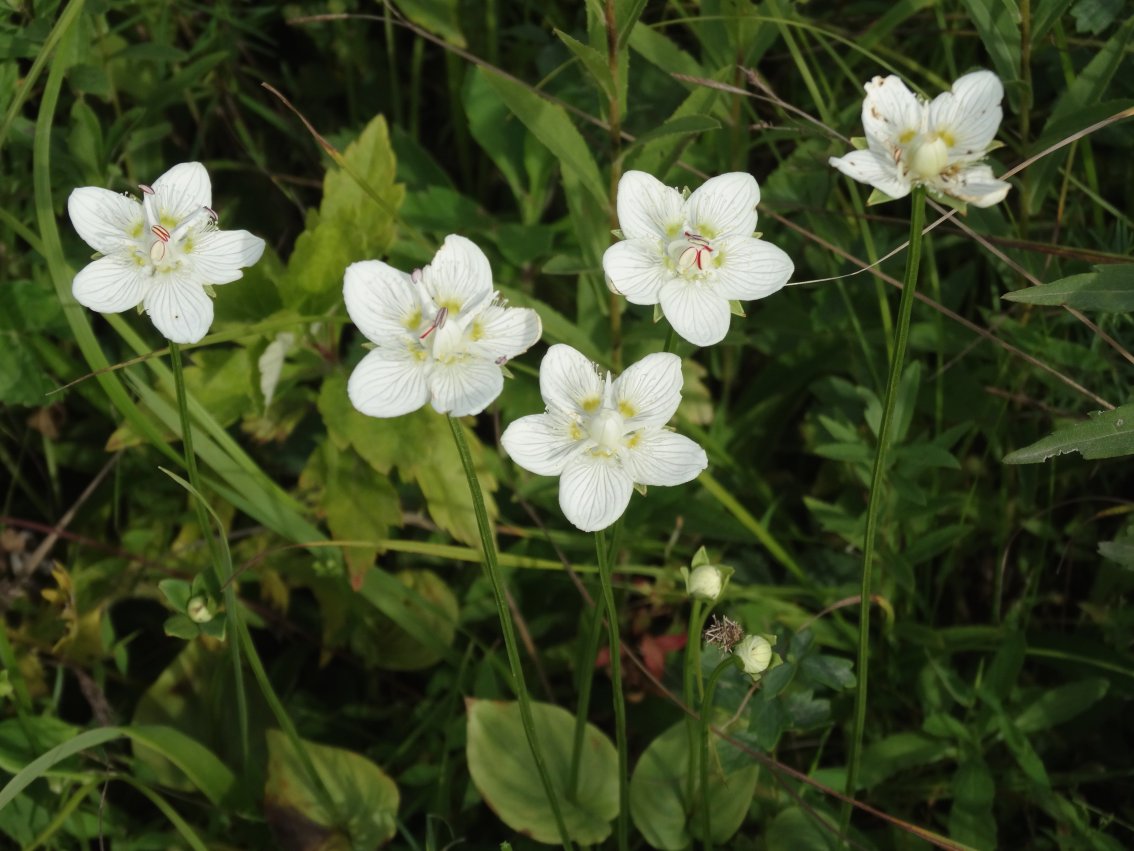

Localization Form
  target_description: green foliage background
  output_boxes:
[1,0,1133,848]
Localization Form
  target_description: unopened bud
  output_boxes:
[687,564,723,600]
[187,596,213,624]
[735,634,773,677]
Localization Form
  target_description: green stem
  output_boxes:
[842,186,927,828]
[663,326,677,354]
[683,599,706,805]
[569,585,605,798]
[168,343,249,770]
[699,655,740,850]
[447,417,574,851]
[595,527,629,851]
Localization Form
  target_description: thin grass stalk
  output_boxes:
[683,598,705,804]
[699,655,740,851]
[595,526,629,851]
[568,589,605,799]
[168,342,249,770]
[447,416,575,851]
[842,186,927,828]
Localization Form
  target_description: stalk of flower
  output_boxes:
[68,162,266,344]
[343,235,574,848]
[829,70,1011,209]
[343,234,541,418]
[827,71,991,831]
[601,171,794,347]
[502,344,708,847]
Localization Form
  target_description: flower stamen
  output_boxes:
[419,306,449,340]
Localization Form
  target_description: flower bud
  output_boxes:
[186,596,213,624]
[687,564,723,600]
[735,634,773,677]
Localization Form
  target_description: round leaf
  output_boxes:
[629,719,758,850]
[466,699,618,844]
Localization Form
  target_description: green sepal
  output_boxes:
[927,189,969,215]
[652,303,664,323]
[728,300,746,317]
[158,578,192,612]
[633,482,648,496]
[850,136,868,151]
[163,614,199,640]
[610,228,624,240]
[866,187,896,206]
[203,284,217,299]
[200,613,228,641]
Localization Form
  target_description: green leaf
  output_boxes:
[264,729,399,849]
[555,29,616,100]
[1071,0,1124,33]
[949,758,997,850]
[395,0,465,46]
[626,114,721,151]
[352,569,459,671]
[1003,403,1134,463]
[466,699,618,844]
[283,114,404,312]
[765,806,840,851]
[958,0,1023,109]
[1014,678,1110,733]
[628,720,758,849]
[1001,264,1134,310]
[856,732,953,790]
[317,374,497,546]
[480,67,609,210]
[1099,537,1134,568]
[799,655,856,691]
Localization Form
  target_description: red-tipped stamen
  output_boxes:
[152,225,171,242]
[419,306,449,340]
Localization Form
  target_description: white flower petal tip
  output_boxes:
[504,345,708,532]
[343,235,541,420]
[67,162,265,343]
[832,69,1009,207]
[604,170,793,347]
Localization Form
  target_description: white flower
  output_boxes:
[734,634,773,677]
[500,344,708,532]
[602,171,794,348]
[829,70,1011,208]
[686,563,723,601]
[344,234,541,418]
[67,162,266,344]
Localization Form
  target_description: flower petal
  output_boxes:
[559,453,634,532]
[828,150,911,200]
[929,70,1003,161]
[344,260,421,344]
[612,352,684,429]
[539,344,604,416]
[423,234,493,313]
[936,164,1011,208]
[143,272,214,344]
[501,411,586,476]
[622,430,707,486]
[467,304,542,361]
[188,229,265,285]
[67,187,143,256]
[602,239,670,305]
[429,357,504,416]
[152,162,212,224]
[72,255,148,314]
[686,172,760,239]
[861,75,923,149]
[347,347,430,418]
[616,170,685,240]
[713,237,794,301]
[658,280,732,347]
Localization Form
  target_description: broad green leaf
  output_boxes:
[626,114,721,151]
[991,701,1051,789]
[351,569,459,671]
[1071,0,1123,33]
[466,699,618,844]
[1001,264,1134,311]
[396,0,465,46]
[1099,537,1134,568]
[958,0,1023,109]
[317,374,497,546]
[302,440,401,583]
[555,29,616,101]
[283,114,403,312]
[629,719,758,849]
[627,21,703,79]
[1003,404,1134,463]
[949,758,997,850]
[480,67,609,210]
[799,654,856,691]
[1014,678,1109,733]
[264,730,399,850]
[627,80,723,177]
[765,806,839,851]
[0,716,79,774]
[856,732,953,790]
